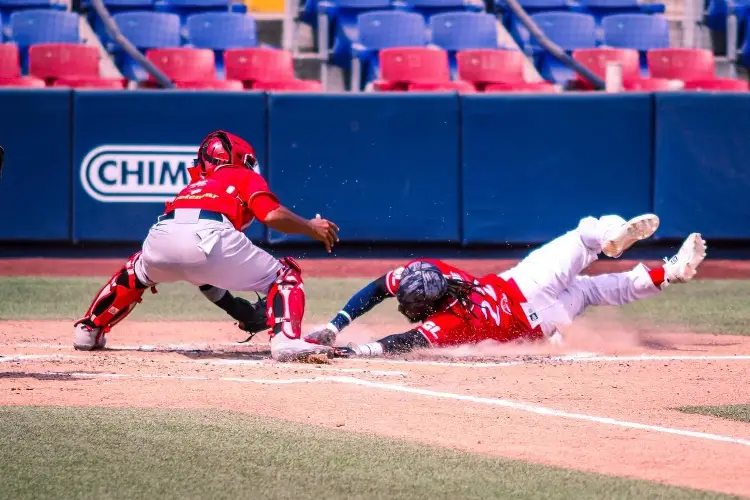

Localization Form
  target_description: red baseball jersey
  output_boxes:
[386,259,543,347]
[167,165,280,231]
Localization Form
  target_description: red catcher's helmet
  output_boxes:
[189,130,259,182]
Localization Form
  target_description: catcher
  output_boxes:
[305,214,707,357]
[74,130,339,361]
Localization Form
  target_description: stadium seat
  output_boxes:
[623,77,673,91]
[112,11,181,81]
[457,49,526,90]
[484,81,558,92]
[508,0,570,49]
[224,47,294,87]
[251,78,323,91]
[29,43,100,84]
[8,10,79,70]
[429,12,497,75]
[145,47,216,84]
[174,78,244,89]
[393,0,484,20]
[0,0,67,19]
[407,80,475,91]
[646,48,715,81]
[154,0,246,22]
[529,12,597,83]
[185,12,257,76]
[683,78,749,91]
[323,0,393,69]
[352,11,427,88]
[84,0,156,47]
[0,75,43,86]
[52,77,127,88]
[601,14,670,72]
[373,47,450,90]
[571,0,665,24]
[0,42,20,78]
[571,47,639,89]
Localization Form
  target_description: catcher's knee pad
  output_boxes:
[75,251,156,332]
[266,257,305,340]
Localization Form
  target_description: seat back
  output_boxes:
[224,47,294,82]
[113,11,181,49]
[146,47,216,81]
[0,43,20,78]
[29,43,99,80]
[572,47,640,81]
[647,48,715,80]
[602,13,669,51]
[379,47,450,83]
[429,12,497,51]
[529,12,597,50]
[186,12,257,50]
[457,48,525,84]
[9,10,79,47]
[357,11,426,50]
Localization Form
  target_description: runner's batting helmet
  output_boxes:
[189,130,259,182]
[396,261,448,322]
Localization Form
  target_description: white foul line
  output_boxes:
[10,371,750,448]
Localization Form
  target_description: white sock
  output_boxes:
[360,342,384,357]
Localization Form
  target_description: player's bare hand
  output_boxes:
[310,215,339,253]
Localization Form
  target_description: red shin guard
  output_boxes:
[266,257,306,340]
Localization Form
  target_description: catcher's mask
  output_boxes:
[0,146,4,180]
[189,130,259,182]
[396,261,449,323]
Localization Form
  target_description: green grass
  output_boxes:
[0,406,737,500]
[0,277,748,335]
[677,404,750,423]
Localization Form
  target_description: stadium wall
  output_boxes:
[0,89,748,245]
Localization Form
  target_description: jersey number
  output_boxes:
[480,301,501,326]
[422,321,441,339]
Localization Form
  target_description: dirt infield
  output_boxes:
[1,258,750,497]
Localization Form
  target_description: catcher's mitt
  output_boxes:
[232,294,268,343]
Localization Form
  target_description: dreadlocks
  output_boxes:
[445,278,484,320]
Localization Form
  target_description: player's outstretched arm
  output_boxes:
[336,329,430,358]
[307,275,390,346]
[261,206,339,253]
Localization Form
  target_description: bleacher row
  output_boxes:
[0,0,746,91]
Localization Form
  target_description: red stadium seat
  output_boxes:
[407,80,475,93]
[647,48,716,81]
[174,79,244,90]
[0,44,21,79]
[572,48,640,90]
[623,78,674,91]
[145,48,216,83]
[457,49,526,90]
[0,77,45,88]
[53,77,126,89]
[484,81,559,93]
[29,43,100,84]
[251,79,322,91]
[380,47,450,84]
[224,48,295,88]
[683,78,749,91]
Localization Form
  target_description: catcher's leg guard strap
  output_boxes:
[266,257,305,340]
[76,251,155,332]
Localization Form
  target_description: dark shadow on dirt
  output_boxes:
[0,371,103,381]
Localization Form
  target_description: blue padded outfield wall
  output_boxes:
[0,89,748,244]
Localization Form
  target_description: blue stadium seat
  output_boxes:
[529,11,596,83]
[393,0,484,21]
[323,0,392,69]
[506,0,570,49]
[352,10,427,87]
[83,0,155,48]
[8,9,78,69]
[430,12,497,75]
[154,0,245,23]
[185,12,257,76]
[112,11,181,80]
[602,13,669,72]
[570,0,665,24]
[0,0,66,19]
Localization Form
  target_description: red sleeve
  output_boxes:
[249,192,280,222]
[384,266,406,296]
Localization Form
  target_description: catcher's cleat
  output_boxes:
[602,214,660,258]
[73,323,106,351]
[663,233,707,285]
[271,335,332,362]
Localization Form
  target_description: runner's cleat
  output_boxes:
[663,233,707,285]
[602,214,660,258]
